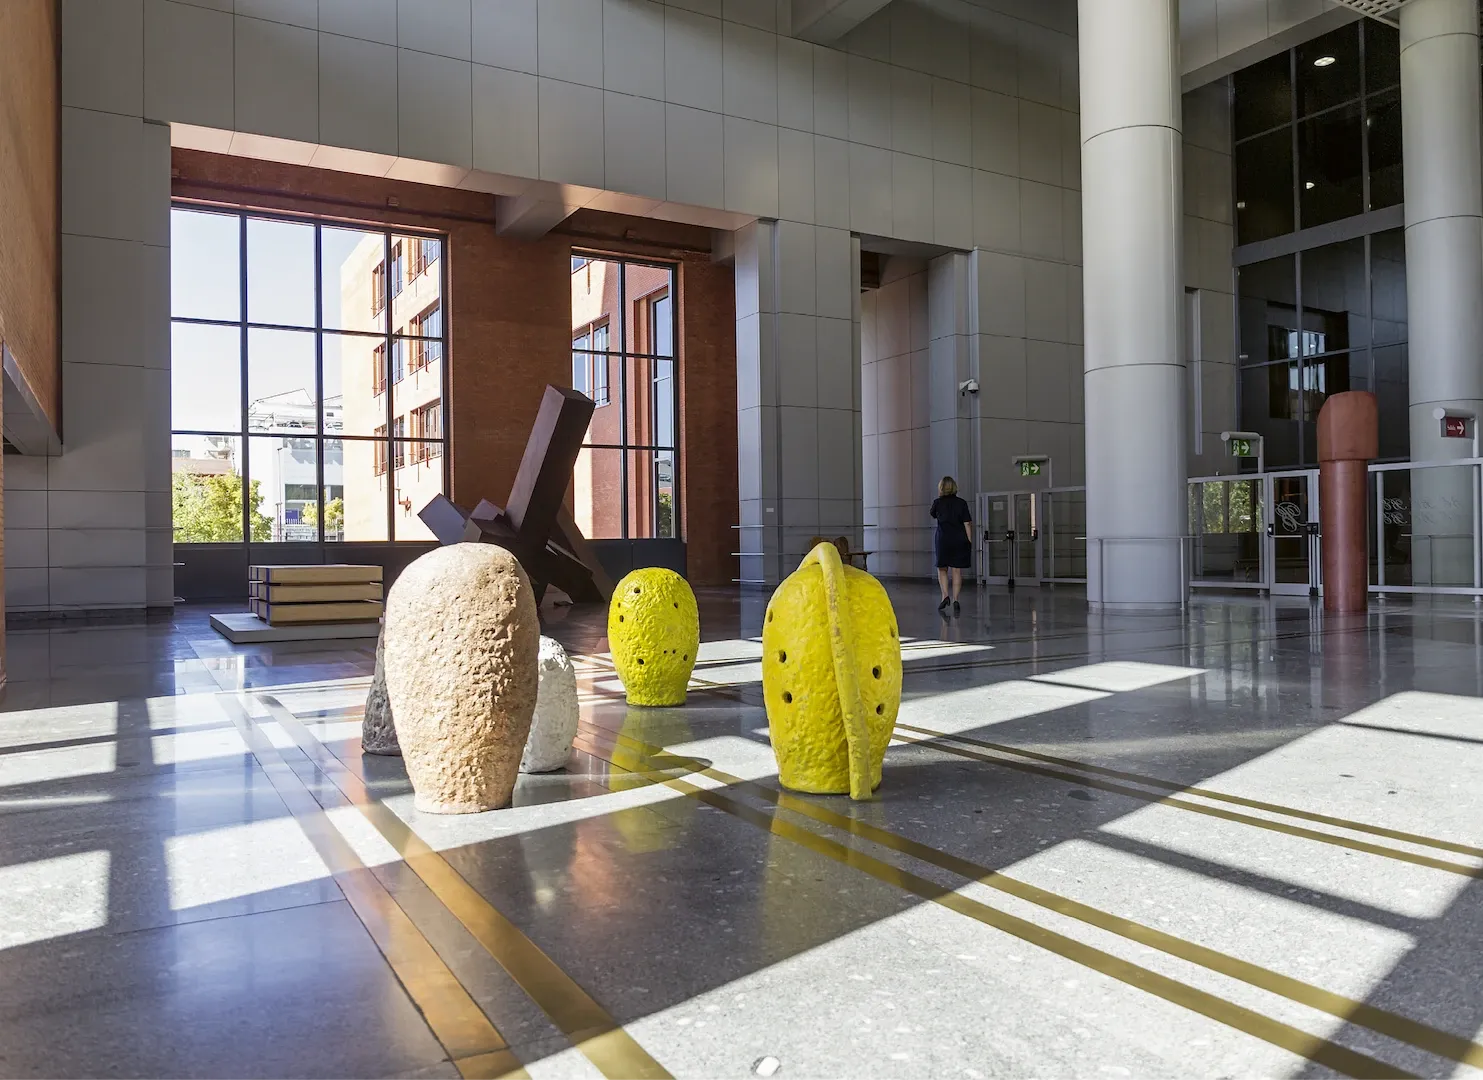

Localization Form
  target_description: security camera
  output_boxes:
[958,379,979,395]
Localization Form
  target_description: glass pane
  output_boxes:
[1233,52,1292,141]
[575,353,621,440]
[1239,364,1299,468]
[572,257,622,345]
[1374,344,1410,461]
[322,227,386,333]
[1367,89,1403,211]
[1014,493,1036,580]
[623,356,675,447]
[171,209,240,322]
[248,435,320,542]
[394,442,445,540]
[571,446,624,539]
[1296,24,1360,117]
[322,331,385,437]
[1298,103,1363,228]
[1364,20,1400,95]
[246,217,315,327]
[1044,489,1085,580]
[1235,128,1294,244]
[1300,238,1366,357]
[336,437,389,542]
[1190,479,1262,583]
[623,263,675,356]
[1378,469,1411,585]
[984,495,1011,578]
[172,434,244,543]
[393,234,443,330]
[1370,229,1407,348]
[392,335,443,436]
[318,439,345,541]
[1270,474,1311,584]
[1411,464,1477,586]
[172,322,240,432]
[1237,255,1296,365]
[247,328,318,434]
[626,449,677,539]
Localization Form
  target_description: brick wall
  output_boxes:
[0,0,59,433]
[170,152,736,586]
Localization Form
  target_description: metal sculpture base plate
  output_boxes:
[210,612,382,644]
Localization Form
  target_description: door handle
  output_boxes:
[1266,523,1274,537]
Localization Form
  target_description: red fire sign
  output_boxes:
[1442,415,1469,439]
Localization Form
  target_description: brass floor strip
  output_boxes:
[570,726,1414,1079]
[573,651,1483,874]
[578,723,1483,1073]
[217,694,528,1080]
[260,697,673,1080]
[890,724,1483,879]
[896,722,1483,860]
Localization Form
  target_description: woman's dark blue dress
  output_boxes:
[930,495,973,569]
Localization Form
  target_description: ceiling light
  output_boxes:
[1236,201,1247,210]
[1313,55,1336,67]
[1305,181,1316,189]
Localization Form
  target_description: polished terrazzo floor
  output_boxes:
[2,584,1482,1078]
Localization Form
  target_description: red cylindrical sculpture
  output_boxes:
[1316,391,1379,612]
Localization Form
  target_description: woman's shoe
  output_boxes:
[952,601,960,615]
[938,596,951,612]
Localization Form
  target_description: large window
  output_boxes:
[171,207,449,544]
[570,255,679,540]
[1233,20,1401,245]
[1237,231,1407,466]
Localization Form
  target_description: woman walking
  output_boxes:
[930,476,973,614]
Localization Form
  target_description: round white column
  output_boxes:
[1402,0,1483,585]
[1079,0,1186,610]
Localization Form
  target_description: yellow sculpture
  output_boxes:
[762,542,902,800]
[608,568,700,706]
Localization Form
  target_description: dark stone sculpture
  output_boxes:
[420,384,614,603]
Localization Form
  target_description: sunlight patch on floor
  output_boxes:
[0,851,111,949]
[1030,661,1206,693]
[165,818,332,912]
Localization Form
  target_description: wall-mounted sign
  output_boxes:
[1228,438,1253,458]
[1018,461,1042,477]
[1441,416,1469,439]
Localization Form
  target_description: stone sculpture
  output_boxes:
[384,544,540,814]
[361,627,401,756]
[520,637,579,773]
[762,542,902,800]
[607,567,700,706]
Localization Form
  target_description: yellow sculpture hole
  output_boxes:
[872,666,881,679]
[782,691,793,704]
[875,703,884,715]
[779,650,787,662]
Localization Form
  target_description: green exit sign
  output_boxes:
[1018,461,1042,477]
[1228,438,1254,458]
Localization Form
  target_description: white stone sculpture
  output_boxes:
[520,636,579,773]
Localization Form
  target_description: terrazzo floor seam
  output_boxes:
[1,587,1482,1077]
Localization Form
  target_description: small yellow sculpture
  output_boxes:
[608,568,700,706]
[762,542,902,800]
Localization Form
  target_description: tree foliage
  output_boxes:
[302,498,345,538]
[172,471,272,542]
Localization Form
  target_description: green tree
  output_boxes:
[172,471,272,542]
[302,497,345,538]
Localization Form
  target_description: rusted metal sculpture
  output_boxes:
[420,384,614,603]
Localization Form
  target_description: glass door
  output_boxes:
[1265,470,1320,595]
[1013,492,1040,583]
[978,493,1013,584]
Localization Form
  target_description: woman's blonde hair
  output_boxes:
[939,476,957,497]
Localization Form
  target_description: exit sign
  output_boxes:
[1018,461,1042,477]
[1442,416,1469,439]
[1228,438,1253,457]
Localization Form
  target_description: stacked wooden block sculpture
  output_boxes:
[249,564,384,626]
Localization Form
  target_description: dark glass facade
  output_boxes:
[1232,20,1408,466]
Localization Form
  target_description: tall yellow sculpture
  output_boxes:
[762,542,902,799]
[608,567,700,706]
